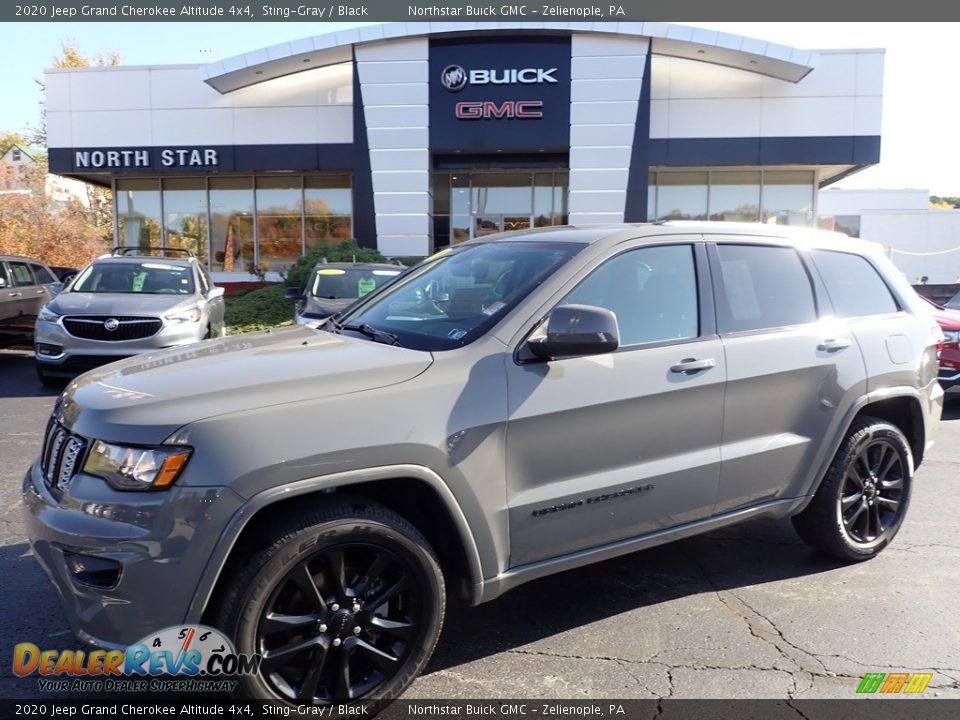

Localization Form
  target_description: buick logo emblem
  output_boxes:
[441,64,467,92]
[103,318,120,331]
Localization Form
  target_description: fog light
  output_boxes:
[36,343,63,356]
[64,551,121,589]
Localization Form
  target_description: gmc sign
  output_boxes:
[455,100,544,119]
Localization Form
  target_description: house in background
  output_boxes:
[818,188,960,284]
[1,142,91,210]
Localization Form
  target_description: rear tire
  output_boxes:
[792,416,913,561]
[214,499,444,712]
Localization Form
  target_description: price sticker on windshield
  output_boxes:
[357,278,377,297]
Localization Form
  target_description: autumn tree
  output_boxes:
[0,170,109,267]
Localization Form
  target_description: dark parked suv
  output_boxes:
[23,223,943,709]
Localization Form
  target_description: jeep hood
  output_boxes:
[61,326,432,444]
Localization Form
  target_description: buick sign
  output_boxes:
[104,318,120,331]
[441,65,558,92]
[441,65,468,92]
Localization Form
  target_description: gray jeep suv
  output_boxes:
[23,223,943,708]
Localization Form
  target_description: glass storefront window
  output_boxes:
[434,170,569,244]
[305,175,352,250]
[648,169,816,227]
[656,172,708,221]
[709,171,760,222]
[257,177,303,272]
[117,179,162,250]
[471,173,533,215]
[533,172,566,227]
[209,177,254,273]
[451,215,471,244]
[162,178,208,264]
[762,171,815,226]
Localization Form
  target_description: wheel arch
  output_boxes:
[189,465,485,627]
[794,388,927,515]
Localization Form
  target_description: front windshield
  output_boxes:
[310,267,401,299]
[946,292,960,311]
[72,262,195,295]
[336,240,584,351]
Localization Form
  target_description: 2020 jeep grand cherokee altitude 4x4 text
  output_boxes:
[23,223,943,708]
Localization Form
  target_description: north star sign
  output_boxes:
[74,148,220,169]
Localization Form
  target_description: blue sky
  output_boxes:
[3,21,958,195]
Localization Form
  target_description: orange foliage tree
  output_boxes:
[0,163,108,267]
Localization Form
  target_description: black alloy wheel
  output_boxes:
[792,416,913,561]
[838,438,907,544]
[216,500,444,709]
[258,543,422,702]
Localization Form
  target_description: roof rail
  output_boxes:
[111,246,196,258]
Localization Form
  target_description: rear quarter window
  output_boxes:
[714,244,817,333]
[811,250,899,318]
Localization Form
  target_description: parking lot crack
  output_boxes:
[681,548,826,678]
[785,699,813,720]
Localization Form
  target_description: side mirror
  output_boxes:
[49,282,64,296]
[207,287,225,300]
[284,287,304,300]
[527,304,620,361]
[0,277,6,289]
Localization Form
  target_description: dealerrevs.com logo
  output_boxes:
[13,625,260,693]
[440,64,558,91]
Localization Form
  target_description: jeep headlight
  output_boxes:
[83,441,192,491]
[944,330,960,345]
[38,306,61,323]
[164,307,201,323]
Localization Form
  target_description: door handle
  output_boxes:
[670,358,716,375]
[818,338,852,352]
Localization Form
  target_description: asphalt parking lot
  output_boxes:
[1,349,958,701]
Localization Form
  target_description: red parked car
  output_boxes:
[921,295,960,392]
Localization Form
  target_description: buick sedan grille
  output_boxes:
[63,315,162,341]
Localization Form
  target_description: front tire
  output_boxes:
[214,499,444,711]
[792,416,913,561]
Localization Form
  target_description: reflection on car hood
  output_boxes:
[60,325,433,444]
[50,292,195,316]
[302,296,355,317]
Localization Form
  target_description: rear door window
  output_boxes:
[29,263,57,285]
[8,262,35,287]
[811,250,899,318]
[714,244,817,333]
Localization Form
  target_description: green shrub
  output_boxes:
[224,285,296,335]
[285,240,387,290]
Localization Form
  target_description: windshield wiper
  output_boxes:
[340,322,403,347]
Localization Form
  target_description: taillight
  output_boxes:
[932,323,945,357]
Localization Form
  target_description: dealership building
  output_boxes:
[44,22,884,279]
